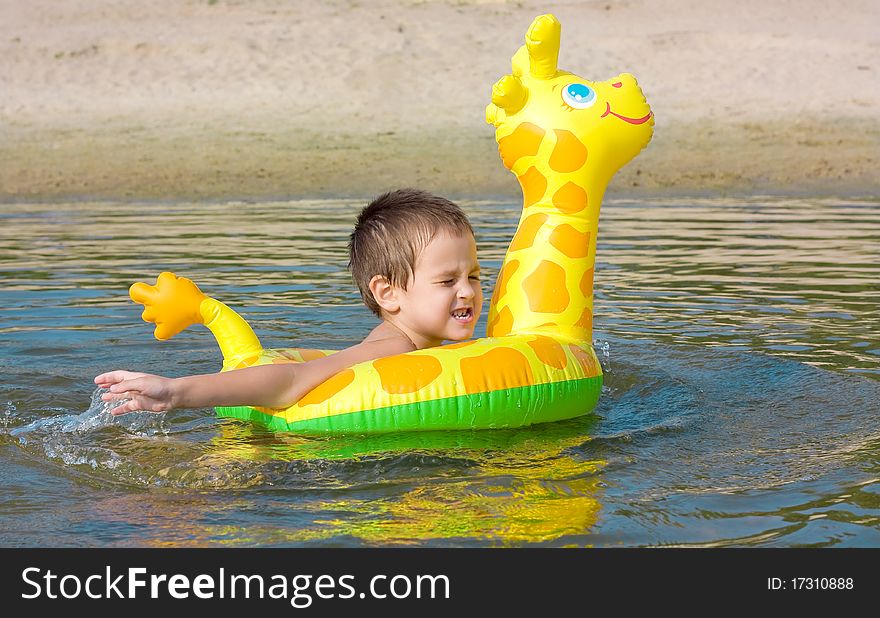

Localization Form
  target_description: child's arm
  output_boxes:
[95,337,414,416]
[95,365,304,415]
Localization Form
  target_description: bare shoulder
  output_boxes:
[361,322,417,351]
[312,326,414,375]
[285,333,413,402]
[356,326,417,357]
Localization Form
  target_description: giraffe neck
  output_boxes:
[487,167,606,343]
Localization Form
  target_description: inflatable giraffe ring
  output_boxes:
[125,14,653,433]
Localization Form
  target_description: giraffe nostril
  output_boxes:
[612,82,623,88]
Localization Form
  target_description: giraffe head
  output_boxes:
[486,14,654,190]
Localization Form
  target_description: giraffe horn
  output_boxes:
[491,74,527,116]
[485,103,505,127]
[525,14,561,80]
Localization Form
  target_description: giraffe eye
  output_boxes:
[562,83,596,109]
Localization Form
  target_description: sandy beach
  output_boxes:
[1,0,877,201]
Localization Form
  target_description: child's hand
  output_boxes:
[94,370,176,416]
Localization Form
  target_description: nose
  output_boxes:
[458,281,475,299]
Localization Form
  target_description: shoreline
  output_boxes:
[2,115,877,202]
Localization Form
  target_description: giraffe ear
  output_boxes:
[525,14,561,80]
[491,74,527,116]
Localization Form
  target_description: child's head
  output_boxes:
[348,188,482,346]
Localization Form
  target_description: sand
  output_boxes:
[1,0,877,202]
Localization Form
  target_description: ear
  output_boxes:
[368,275,401,314]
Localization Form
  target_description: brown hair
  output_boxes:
[348,188,474,317]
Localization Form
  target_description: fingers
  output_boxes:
[156,271,179,288]
[98,372,172,411]
[100,386,167,416]
[94,370,119,386]
[97,384,140,414]
[129,272,194,309]
[109,400,140,416]
[129,271,207,340]
[94,371,158,415]
[154,321,181,341]
[107,376,144,394]
[129,280,159,307]
[525,14,561,80]
[141,306,157,323]
[106,396,158,416]
[94,370,146,387]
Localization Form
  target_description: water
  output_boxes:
[1,196,878,547]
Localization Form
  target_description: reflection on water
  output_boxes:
[0,196,878,546]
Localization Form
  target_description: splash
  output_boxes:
[11,388,168,437]
[595,339,612,373]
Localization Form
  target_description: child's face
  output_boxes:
[394,230,482,347]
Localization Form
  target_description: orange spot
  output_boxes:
[549,130,588,173]
[568,344,599,376]
[298,348,328,361]
[443,340,478,350]
[460,347,534,394]
[518,167,547,208]
[487,305,515,337]
[278,348,327,362]
[522,261,570,314]
[490,259,520,307]
[498,122,545,170]
[234,355,261,369]
[549,224,591,259]
[253,406,283,416]
[508,213,548,253]
[552,182,588,214]
[373,354,443,395]
[580,268,594,299]
[574,307,593,332]
[272,358,296,364]
[527,335,568,370]
[298,369,356,407]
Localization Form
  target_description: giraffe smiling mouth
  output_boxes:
[601,102,653,125]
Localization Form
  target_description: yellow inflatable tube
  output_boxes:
[128,14,653,434]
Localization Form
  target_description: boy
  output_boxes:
[95,189,483,415]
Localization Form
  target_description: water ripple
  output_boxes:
[1,196,878,546]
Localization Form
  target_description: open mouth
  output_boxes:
[451,307,473,323]
[601,102,653,125]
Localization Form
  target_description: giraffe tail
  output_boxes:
[129,272,263,366]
